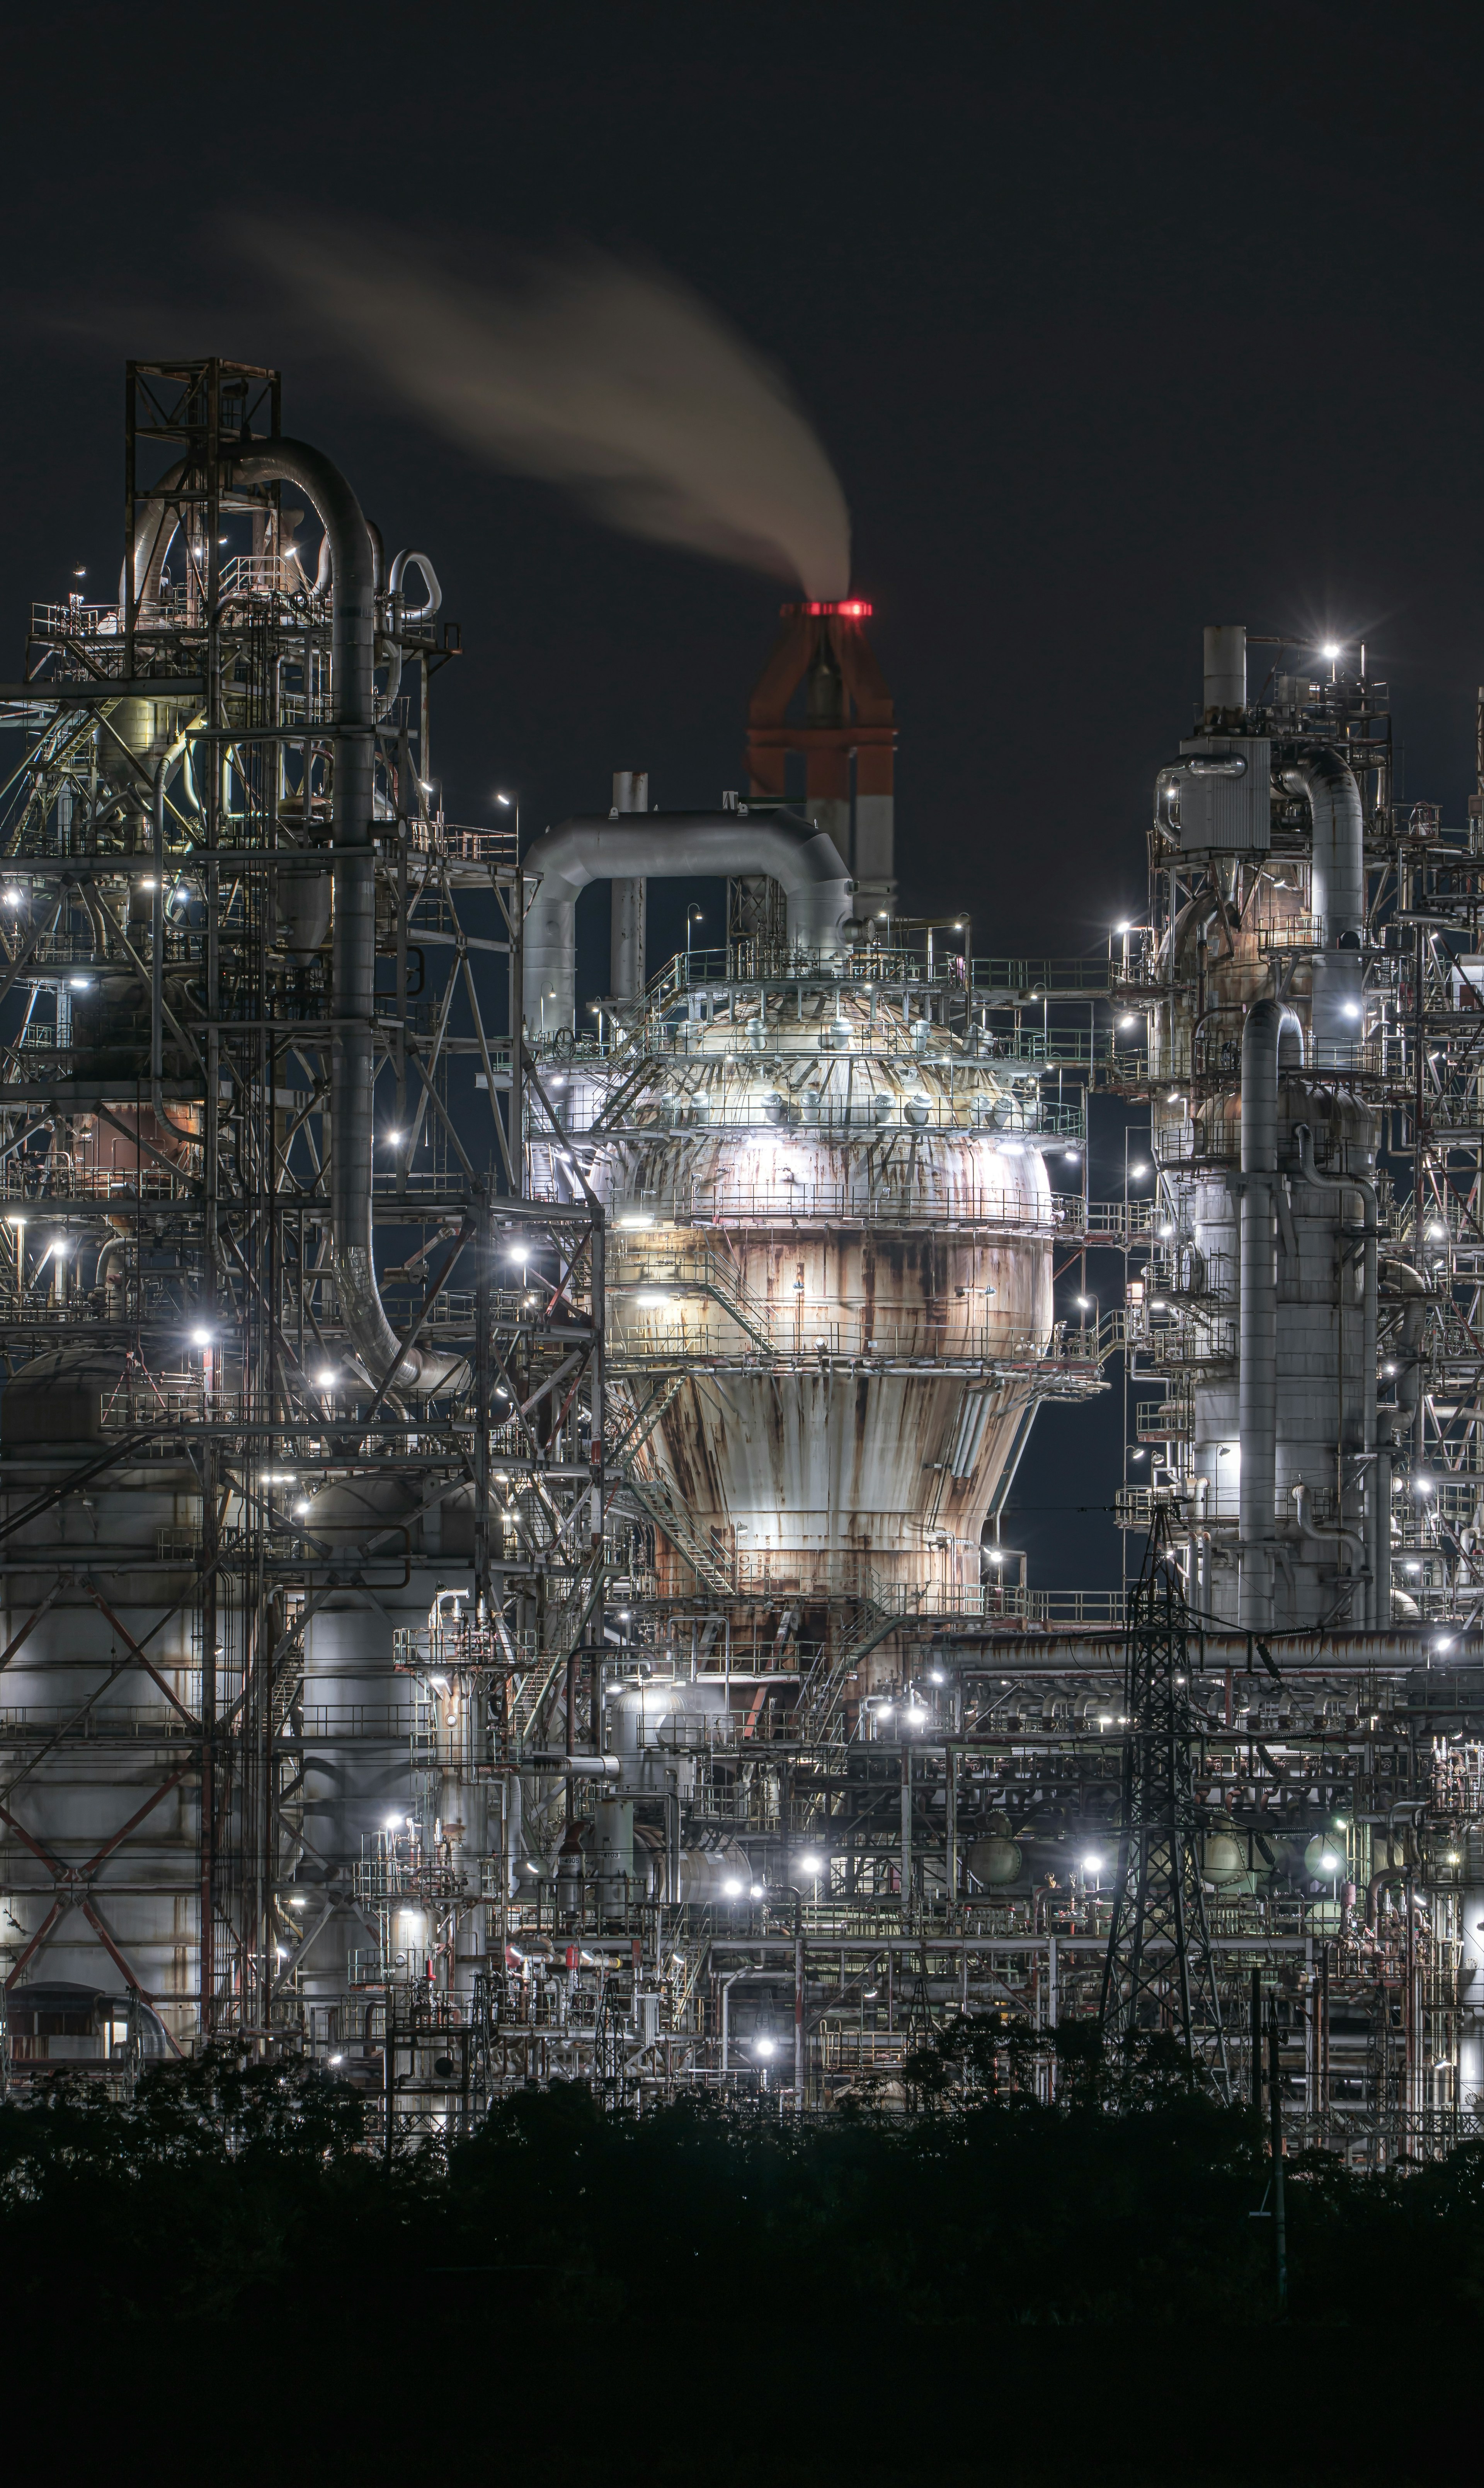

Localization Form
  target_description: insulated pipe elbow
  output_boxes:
[521,811,852,1031]
[1280,749,1365,1047]
[95,1238,129,1301]
[1292,1483,1367,1563]
[1238,998,1304,1631]
[388,548,442,621]
[231,438,459,1398]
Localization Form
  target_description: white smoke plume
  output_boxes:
[243,222,852,600]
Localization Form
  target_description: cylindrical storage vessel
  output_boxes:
[567,988,1057,1608]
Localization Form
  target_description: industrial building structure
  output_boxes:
[0,364,1479,2164]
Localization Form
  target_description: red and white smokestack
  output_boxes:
[745,598,896,921]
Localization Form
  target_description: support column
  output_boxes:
[609,769,648,1001]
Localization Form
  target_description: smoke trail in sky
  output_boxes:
[243,222,852,600]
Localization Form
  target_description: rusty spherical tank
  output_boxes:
[559,986,1059,1602]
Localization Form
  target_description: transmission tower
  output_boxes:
[1098,1508,1231,2096]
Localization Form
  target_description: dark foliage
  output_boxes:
[2,2024,1482,2345]
[2,2030,1473,2481]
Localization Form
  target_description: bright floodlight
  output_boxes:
[798,1853,823,1873]
[2,888,20,906]
[1322,641,1340,659]
[1082,1854,1103,1874]
[723,1877,744,1897]
[384,1129,402,1145]
[294,1500,310,1517]
[749,1883,764,1898]
[315,1369,336,1388]
[1320,1853,1339,1872]
[191,1327,212,1347]
[1130,1162,1149,1178]
[1116,920,1131,933]
[1076,1294,1091,1309]
[754,2037,776,2058]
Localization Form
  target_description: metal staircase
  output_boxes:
[795,1579,916,1743]
[611,1244,776,1356]
[585,1056,662,1138]
[626,1474,736,1599]
[608,1372,684,1470]
[507,1559,604,1752]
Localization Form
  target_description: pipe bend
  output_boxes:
[1292,1483,1366,1562]
[1239,998,1304,1173]
[1365,1866,1409,1931]
[388,548,442,621]
[229,439,458,1398]
[1280,747,1365,1045]
[522,810,853,1033]
[522,809,849,903]
[1293,1121,1376,1218]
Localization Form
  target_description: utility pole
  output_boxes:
[1098,1506,1231,2096]
[1268,2005,1288,2316]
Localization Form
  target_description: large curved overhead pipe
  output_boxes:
[521,812,853,1031]
[1238,996,1304,1631]
[1280,749,1365,1048]
[231,438,459,1396]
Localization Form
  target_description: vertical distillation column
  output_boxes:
[1159,625,1379,1631]
[1158,625,1256,1623]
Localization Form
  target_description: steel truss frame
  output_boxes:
[0,360,612,2069]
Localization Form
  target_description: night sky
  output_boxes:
[2,1,1481,1589]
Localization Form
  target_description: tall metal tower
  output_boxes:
[1099,1507,1230,2095]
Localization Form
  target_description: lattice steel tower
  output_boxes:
[1099,1511,1231,2095]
